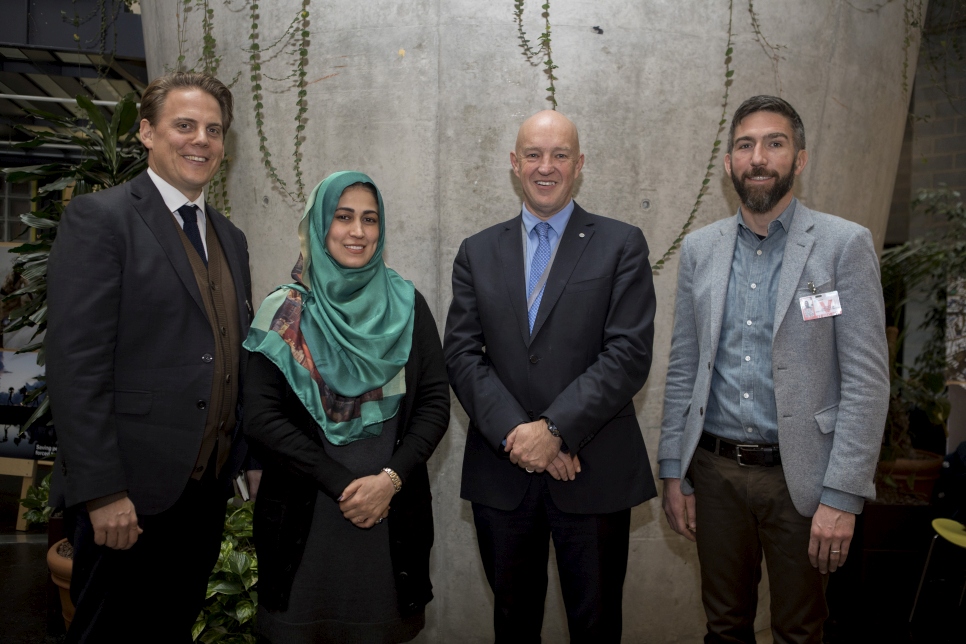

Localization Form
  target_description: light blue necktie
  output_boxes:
[527,222,551,332]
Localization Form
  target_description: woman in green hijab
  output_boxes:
[244,172,450,643]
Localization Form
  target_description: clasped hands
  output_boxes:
[339,471,395,529]
[505,419,581,481]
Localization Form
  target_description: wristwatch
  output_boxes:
[543,417,561,438]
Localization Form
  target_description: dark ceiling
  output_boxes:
[0,1,146,167]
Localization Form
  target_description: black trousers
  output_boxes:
[472,476,631,644]
[65,466,227,644]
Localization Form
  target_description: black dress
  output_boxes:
[245,290,450,643]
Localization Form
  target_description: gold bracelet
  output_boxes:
[382,468,402,494]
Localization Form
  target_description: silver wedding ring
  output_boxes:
[377,518,384,524]
[830,550,841,554]
[525,467,534,473]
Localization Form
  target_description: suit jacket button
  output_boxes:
[529,355,539,364]
[202,353,213,363]
[197,400,208,410]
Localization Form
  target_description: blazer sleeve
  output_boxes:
[542,226,656,453]
[657,235,700,479]
[444,239,531,448]
[386,291,450,483]
[46,194,128,506]
[822,226,890,505]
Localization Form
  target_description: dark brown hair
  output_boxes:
[728,95,805,154]
[139,72,234,133]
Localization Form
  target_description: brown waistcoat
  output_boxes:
[174,213,241,480]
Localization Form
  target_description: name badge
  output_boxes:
[800,291,842,321]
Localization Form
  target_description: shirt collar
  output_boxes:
[521,199,575,237]
[147,167,207,216]
[737,197,797,237]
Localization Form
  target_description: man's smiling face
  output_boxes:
[511,110,585,220]
[139,88,225,201]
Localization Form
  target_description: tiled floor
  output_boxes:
[0,475,65,644]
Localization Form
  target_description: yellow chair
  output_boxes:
[909,518,966,622]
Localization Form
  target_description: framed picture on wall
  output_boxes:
[0,349,54,460]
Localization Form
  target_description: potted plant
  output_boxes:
[192,500,259,643]
[878,186,966,500]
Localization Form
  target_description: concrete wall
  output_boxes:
[142,1,919,641]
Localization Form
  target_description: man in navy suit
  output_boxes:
[47,72,253,643]
[445,110,657,643]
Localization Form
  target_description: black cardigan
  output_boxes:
[244,290,450,613]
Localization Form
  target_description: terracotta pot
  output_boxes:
[878,449,944,499]
[47,537,75,631]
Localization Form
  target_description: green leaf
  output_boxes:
[208,580,244,596]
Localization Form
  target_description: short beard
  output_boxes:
[731,162,796,214]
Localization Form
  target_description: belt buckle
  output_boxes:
[735,444,761,467]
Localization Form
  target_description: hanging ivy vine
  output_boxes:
[514,0,559,109]
[245,1,313,203]
[652,0,736,274]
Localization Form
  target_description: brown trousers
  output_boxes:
[691,446,829,644]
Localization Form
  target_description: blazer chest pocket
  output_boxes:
[798,275,833,294]
[565,275,611,293]
[115,390,152,415]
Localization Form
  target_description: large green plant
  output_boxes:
[0,93,147,430]
[880,187,966,459]
[193,501,259,643]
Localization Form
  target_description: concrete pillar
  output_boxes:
[142,1,920,641]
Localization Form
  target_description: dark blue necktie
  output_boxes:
[527,222,551,332]
[177,204,207,268]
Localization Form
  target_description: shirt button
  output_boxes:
[220,326,227,336]
[743,393,750,399]
[194,465,204,473]
[202,353,213,363]
[746,320,753,326]
[746,427,754,433]
[750,283,757,289]
[756,250,763,256]
[225,374,231,384]
[744,356,751,362]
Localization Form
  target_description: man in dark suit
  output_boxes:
[444,110,657,642]
[46,72,253,643]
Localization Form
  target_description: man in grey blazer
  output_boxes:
[658,95,889,643]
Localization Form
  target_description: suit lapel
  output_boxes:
[706,218,738,353]
[498,216,531,347]
[129,172,208,318]
[773,201,815,338]
[529,205,594,342]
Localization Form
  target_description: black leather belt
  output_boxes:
[698,432,781,467]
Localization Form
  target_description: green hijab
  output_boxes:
[243,171,416,445]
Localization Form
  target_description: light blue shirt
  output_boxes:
[704,201,794,445]
[521,200,574,283]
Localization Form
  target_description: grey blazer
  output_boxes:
[657,200,889,516]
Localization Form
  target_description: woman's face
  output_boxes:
[326,185,380,268]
